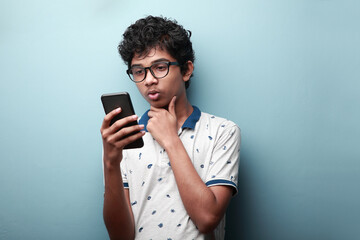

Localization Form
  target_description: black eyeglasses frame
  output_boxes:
[126,61,180,83]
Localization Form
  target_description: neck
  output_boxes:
[174,96,193,129]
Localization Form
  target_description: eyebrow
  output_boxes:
[131,58,171,67]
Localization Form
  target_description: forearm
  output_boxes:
[103,163,135,240]
[165,138,230,233]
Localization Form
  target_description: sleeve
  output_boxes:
[120,151,129,189]
[205,122,241,195]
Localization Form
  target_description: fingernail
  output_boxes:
[116,107,121,112]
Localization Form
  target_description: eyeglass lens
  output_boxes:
[129,62,170,82]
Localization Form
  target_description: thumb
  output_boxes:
[168,96,177,116]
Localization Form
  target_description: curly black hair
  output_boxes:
[118,16,195,89]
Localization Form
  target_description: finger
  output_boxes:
[114,131,145,149]
[148,108,161,118]
[147,110,156,118]
[101,107,121,131]
[168,96,177,116]
[150,105,161,112]
[108,114,138,134]
[109,124,144,143]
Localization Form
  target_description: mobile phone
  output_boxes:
[101,92,144,149]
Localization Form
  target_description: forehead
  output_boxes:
[131,47,176,66]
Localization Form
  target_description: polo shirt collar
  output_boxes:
[139,106,201,132]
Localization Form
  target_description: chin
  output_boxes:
[148,99,169,109]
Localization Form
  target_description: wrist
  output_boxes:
[103,155,122,170]
[163,136,182,152]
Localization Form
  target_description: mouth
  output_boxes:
[147,90,160,101]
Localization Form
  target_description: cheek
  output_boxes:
[136,84,145,95]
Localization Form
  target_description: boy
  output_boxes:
[100,16,240,240]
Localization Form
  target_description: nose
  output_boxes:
[144,68,158,86]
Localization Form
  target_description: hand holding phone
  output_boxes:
[101,92,144,149]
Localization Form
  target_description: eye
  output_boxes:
[153,63,168,72]
[132,67,144,76]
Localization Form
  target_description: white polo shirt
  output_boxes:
[121,106,240,240]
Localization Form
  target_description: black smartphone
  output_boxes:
[101,92,144,149]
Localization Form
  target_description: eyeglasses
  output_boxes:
[126,61,180,83]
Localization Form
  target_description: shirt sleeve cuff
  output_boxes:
[205,179,238,195]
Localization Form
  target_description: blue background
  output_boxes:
[1,1,359,239]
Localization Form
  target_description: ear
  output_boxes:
[182,61,194,82]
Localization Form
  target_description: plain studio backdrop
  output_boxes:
[0,1,359,239]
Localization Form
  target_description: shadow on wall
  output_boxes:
[225,151,253,240]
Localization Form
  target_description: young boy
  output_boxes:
[100,16,240,240]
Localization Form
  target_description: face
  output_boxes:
[131,47,191,108]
